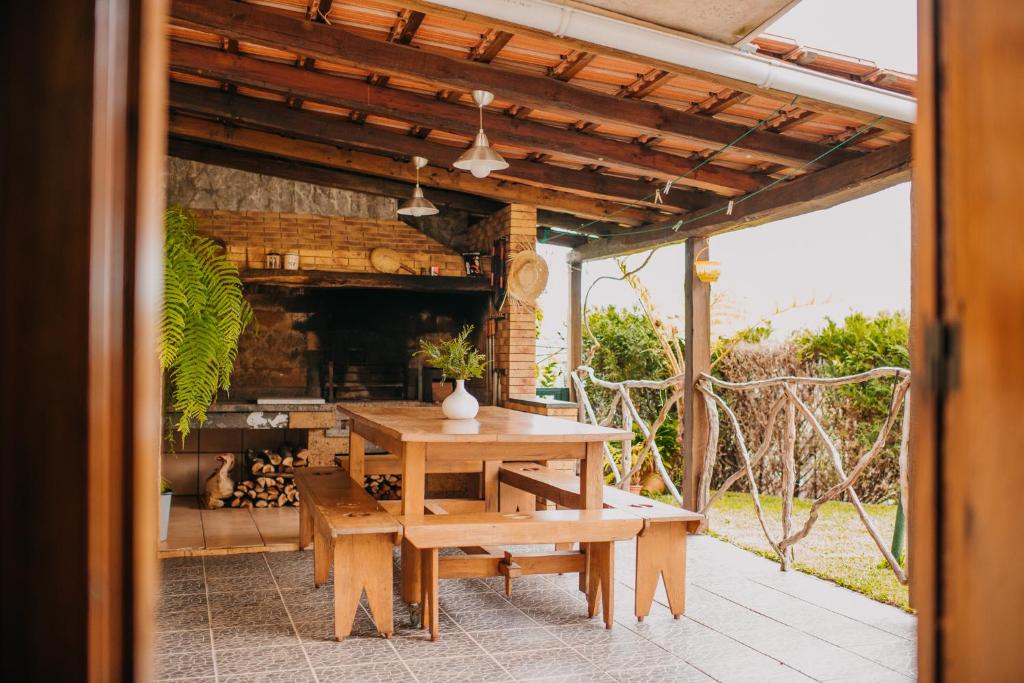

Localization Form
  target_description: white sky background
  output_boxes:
[536,0,917,371]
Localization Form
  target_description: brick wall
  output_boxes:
[468,205,539,403]
[189,209,466,277]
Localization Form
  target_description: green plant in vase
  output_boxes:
[416,325,487,419]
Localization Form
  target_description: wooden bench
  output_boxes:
[294,468,402,640]
[402,509,644,639]
[499,462,704,621]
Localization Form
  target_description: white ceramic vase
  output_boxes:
[441,379,479,420]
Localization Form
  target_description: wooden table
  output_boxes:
[335,404,631,603]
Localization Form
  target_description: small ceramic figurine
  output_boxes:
[202,453,236,509]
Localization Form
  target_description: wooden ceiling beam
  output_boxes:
[571,139,911,261]
[168,82,708,213]
[169,42,764,195]
[170,0,860,170]
[167,136,503,215]
[168,113,663,225]
[618,69,674,100]
[688,89,751,116]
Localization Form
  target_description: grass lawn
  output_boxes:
[657,490,910,611]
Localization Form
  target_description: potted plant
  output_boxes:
[415,325,487,419]
[159,478,173,542]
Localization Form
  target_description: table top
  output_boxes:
[336,404,631,443]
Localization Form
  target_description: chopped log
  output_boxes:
[251,461,264,475]
[268,452,282,466]
[255,499,269,508]
[277,494,287,506]
[281,455,294,467]
[261,464,274,474]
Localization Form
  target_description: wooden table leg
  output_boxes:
[482,460,500,512]
[299,500,313,551]
[580,441,605,593]
[349,430,366,485]
[585,540,615,629]
[400,442,426,604]
[635,521,687,620]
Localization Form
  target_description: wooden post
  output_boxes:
[568,259,583,406]
[682,238,711,517]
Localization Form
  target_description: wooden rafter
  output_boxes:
[168,113,664,225]
[169,42,766,194]
[571,139,912,260]
[167,137,503,215]
[170,0,860,170]
[168,82,710,212]
[687,89,751,116]
[508,49,595,120]
[617,69,674,100]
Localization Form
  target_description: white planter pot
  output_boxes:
[441,379,479,420]
[159,492,173,542]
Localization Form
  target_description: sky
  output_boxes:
[535,0,917,368]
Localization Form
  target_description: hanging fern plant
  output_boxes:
[161,207,253,439]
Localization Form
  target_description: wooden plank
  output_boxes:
[169,81,746,201]
[919,1,1024,680]
[337,454,483,475]
[568,262,583,403]
[336,405,630,444]
[386,0,912,134]
[439,550,586,578]
[170,0,862,170]
[168,41,769,192]
[168,137,502,215]
[294,468,401,536]
[379,499,486,515]
[250,506,300,547]
[200,507,263,549]
[571,139,912,261]
[159,497,206,553]
[169,114,660,225]
[240,269,492,293]
[401,509,643,548]
[682,238,711,516]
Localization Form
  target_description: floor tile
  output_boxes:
[220,670,317,682]
[159,592,208,612]
[608,662,714,683]
[156,607,209,633]
[212,622,297,651]
[318,661,419,683]
[155,628,212,656]
[493,647,605,681]
[214,644,309,677]
[160,578,206,596]
[154,649,215,680]
[405,654,513,682]
[303,636,396,668]
[391,632,487,660]
[441,590,516,614]
[471,627,565,654]
[449,607,540,632]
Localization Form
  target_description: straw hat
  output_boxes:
[506,250,549,305]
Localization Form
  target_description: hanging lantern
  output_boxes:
[693,246,721,283]
[397,156,439,217]
[453,90,509,179]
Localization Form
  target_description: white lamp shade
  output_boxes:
[453,130,509,178]
[396,184,439,217]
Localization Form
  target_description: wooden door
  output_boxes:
[0,0,167,679]
[913,1,1024,679]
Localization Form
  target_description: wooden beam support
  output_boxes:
[682,238,711,516]
[167,137,502,215]
[168,41,763,194]
[168,82,703,213]
[571,138,911,260]
[168,114,659,224]
[380,0,912,134]
[170,0,860,170]
[568,262,583,402]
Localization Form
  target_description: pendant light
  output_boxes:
[396,156,439,217]
[453,90,509,178]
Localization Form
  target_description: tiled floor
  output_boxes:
[156,536,916,682]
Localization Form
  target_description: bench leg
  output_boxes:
[299,502,314,550]
[585,541,614,629]
[313,527,331,588]
[332,534,394,640]
[635,522,687,621]
[401,538,422,604]
[419,548,440,641]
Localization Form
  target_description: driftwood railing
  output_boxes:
[572,365,911,584]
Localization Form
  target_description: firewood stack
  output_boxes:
[230,447,309,508]
[364,474,401,500]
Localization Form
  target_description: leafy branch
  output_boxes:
[415,325,487,381]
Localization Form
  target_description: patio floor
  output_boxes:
[156,535,916,682]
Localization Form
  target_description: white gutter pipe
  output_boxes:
[424,0,916,123]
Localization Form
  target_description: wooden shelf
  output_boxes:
[241,268,491,293]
